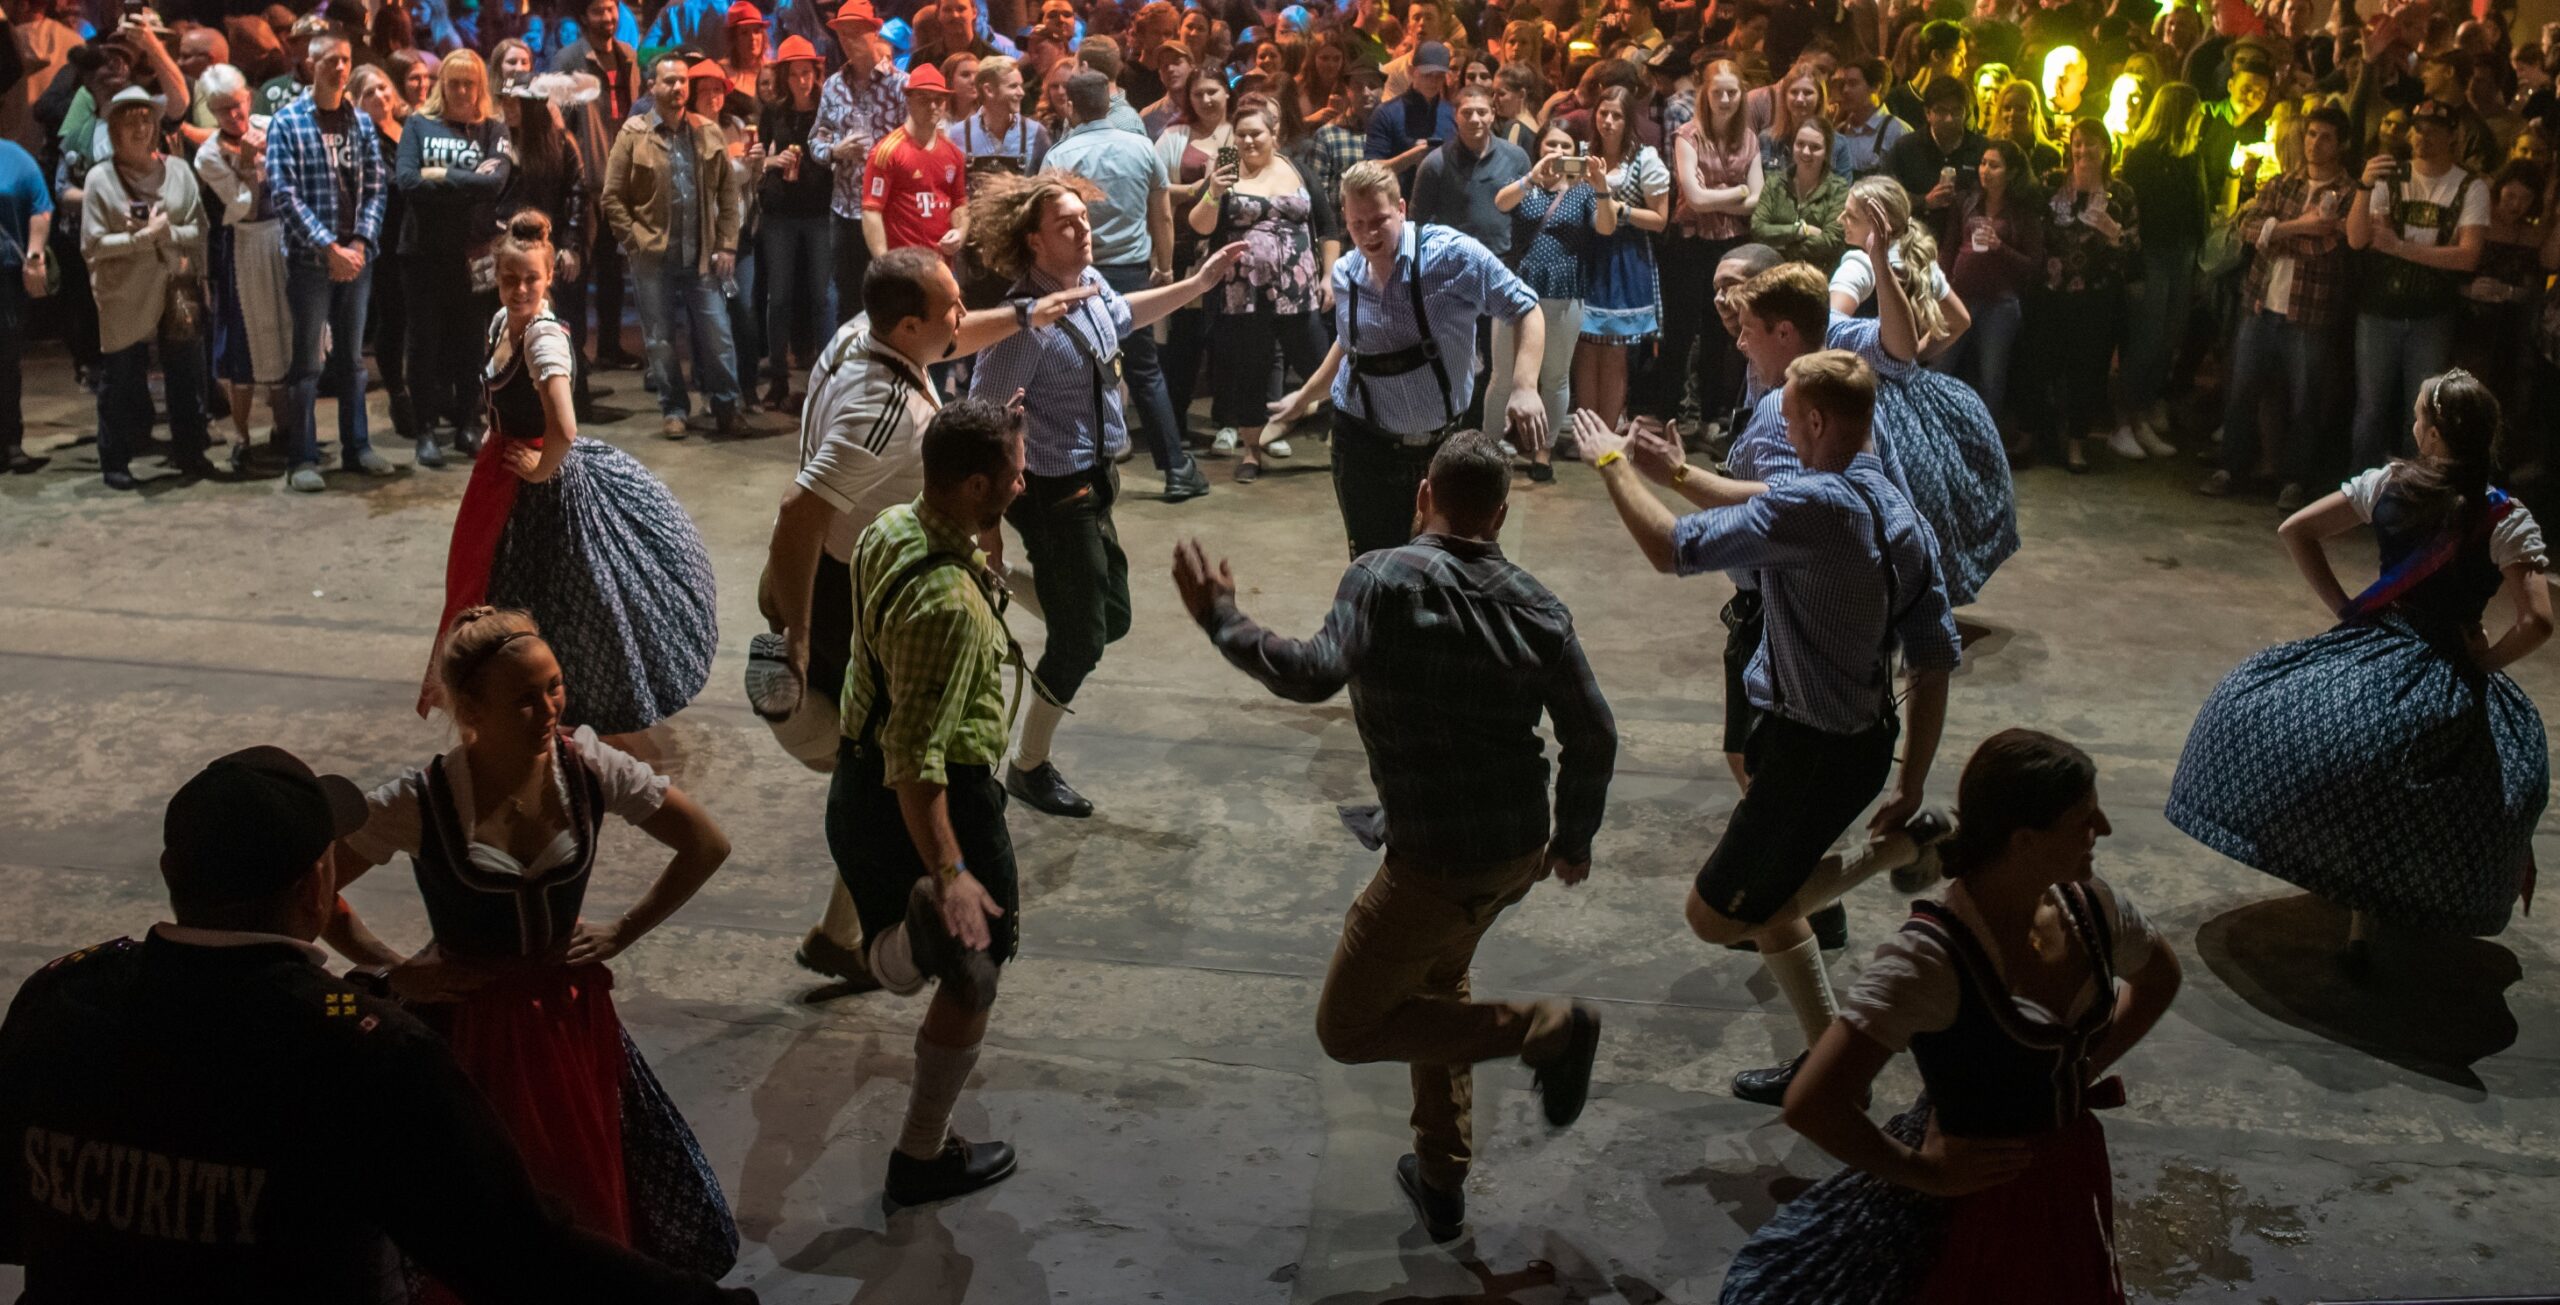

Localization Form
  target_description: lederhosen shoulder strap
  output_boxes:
[1048,290,1119,458]
[1346,231,1458,431]
[1841,473,1910,711]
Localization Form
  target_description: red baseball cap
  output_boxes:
[727,1,766,26]
[903,63,949,95]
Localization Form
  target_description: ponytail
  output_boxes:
[1847,175,1947,342]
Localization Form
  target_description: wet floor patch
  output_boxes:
[2117,1162,2308,1298]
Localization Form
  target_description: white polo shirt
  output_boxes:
[795,316,942,560]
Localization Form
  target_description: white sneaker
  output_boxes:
[2135,424,2178,458]
[1265,438,1293,459]
[1213,427,1238,452]
[2196,469,2232,497]
[2107,426,2148,460]
[2274,482,2308,512]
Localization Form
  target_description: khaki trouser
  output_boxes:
[1315,847,1573,1191]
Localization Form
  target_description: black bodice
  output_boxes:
[410,731,606,959]
[2369,481,2505,636]
[483,317,559,444]
[1903,881,2119,1139]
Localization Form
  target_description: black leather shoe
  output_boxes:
[1395,1154,1465,1241]
[1164,456,1210,501]
[1533,1004,1603,1127]
[793,929,882,992]
[1006,762,1093,818]
[170,454,222,479]
[1732,1052,1806,1107]
[414,437,446,469]
[883,1136,1018,1207]
[1810,902,1848,951]
[1525,462,1555,483]
[4,448,46,474]
[102,470,137,491]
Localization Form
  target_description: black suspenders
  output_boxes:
[1346,233,1459,433]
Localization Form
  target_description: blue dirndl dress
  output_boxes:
[2167,471,2550,936]
[474,312,720,735]
[1578,148,1667,344]
[1830,314,2019,607]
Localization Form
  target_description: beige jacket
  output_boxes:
[599,109,741,273]
[81,155,207,354]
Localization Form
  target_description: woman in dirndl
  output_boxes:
[1720,729,2184,1305]
[2168,369,2552,947]
[1576,83,1669,432]
[418,210,719,736]
[1827,178,2019,607]
[332,606,739,1297]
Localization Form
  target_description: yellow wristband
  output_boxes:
[1671,462,1690,485]
[1592,449,1624,470]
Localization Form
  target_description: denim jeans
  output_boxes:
[725,244,762,397]
[760,213,833,382]
[99,333,210,475]
[1096,262,1185,470]
[0,275,24,456]
[632,252,739,418]
[284,248,373,469]
[2352,312,2454,470]
[1933,294,2022,428]
[2221,309,2331,484]
[2120,242,2196,414]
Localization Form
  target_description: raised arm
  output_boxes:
[1174,538,1367,702]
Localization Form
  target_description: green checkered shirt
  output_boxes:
[840,499,1010,787]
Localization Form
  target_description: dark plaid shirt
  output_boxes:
[1202,534,1617,865]
[2237,169,2355,332]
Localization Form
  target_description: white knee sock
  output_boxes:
[868,923,925,994]
[1014,696,1065,771]
[1762,935,1840,1048]
[897,1032,982,1160]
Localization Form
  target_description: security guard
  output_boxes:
[0,746,756,1304]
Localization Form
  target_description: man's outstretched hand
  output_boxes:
[1171,538,1238,625]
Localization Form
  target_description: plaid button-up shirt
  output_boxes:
[1309,123,1367,204]
[811,60,910,220]
[265,94,388,254]
[841,499,1011,787]
[1202,533,1617,865]
[2238,168,2355,332]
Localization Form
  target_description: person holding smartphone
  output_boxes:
[2346,98,2490,471]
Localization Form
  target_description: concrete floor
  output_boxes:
[2,348,2556,1305]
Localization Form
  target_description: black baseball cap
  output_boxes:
[162,747,369,905]
[2407,98,2459,128]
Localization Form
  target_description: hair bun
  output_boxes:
[506,209,554,245]
[452,604,502,626]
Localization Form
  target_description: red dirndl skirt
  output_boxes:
[1913,1110,2123,1305]
[418,961,630,1305]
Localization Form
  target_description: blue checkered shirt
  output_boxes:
[1673,453,1960,734]
[968,265,1132,476]
[1328,223,1538,437]
[1202,533,1617,865]
[265,95,388,254]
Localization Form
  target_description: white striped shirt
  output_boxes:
[795,317,941,561]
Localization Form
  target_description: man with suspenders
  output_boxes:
[966,172,1242,818]
[1267,159,1549,561]
[1576,349,1958,1110]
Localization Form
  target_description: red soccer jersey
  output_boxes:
[862,126,967,250]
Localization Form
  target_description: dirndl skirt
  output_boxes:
[1579,232,1661,344]
[1871,363,2019,607]
[416,963,737,1302]
[1719,1103,2124,1305]
[208,226,252,385]
[2166,612,2547,936]
[485,439,719,735]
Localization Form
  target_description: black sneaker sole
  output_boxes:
[1395,1158,1464,1243]
[1534,1006,1602,1128]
